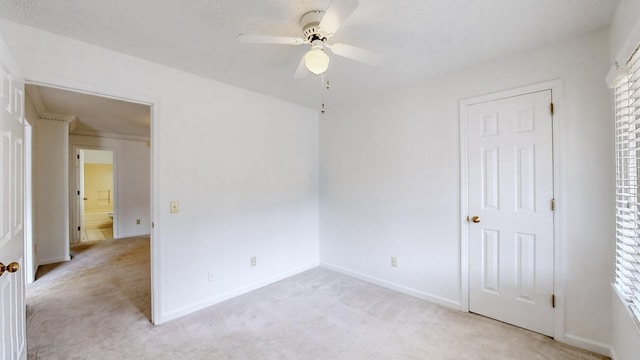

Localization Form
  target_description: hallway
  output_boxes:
[27,236,151,358]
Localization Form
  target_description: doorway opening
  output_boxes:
[24,82,154,322]
[77,148,115,242]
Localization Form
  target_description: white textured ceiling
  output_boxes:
[26,84,150,138]
[1,0,620,111]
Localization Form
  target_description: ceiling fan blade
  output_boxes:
[237,34,305,45]
[294,56,309,78]
[328,43,381,66]
[319,0,359,35]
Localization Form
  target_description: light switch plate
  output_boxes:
[170,201,179,214]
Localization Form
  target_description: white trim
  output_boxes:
[24,75,159,325]
[611,348,620,360]
[551,80,566,342]
[38,256,71,265]
[40,113,76,123]
[24,123,34,284]
[158,263,319,324]
[115,231,150,239]
[321,262,462,310]
[24,79,155,107]
[69,129,149,142]
[459,99,470,311]
[562,334,611,358]
[458,79,564,339]
[149,102,160,325]
[71,145,118,243]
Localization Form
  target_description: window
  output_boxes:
[614,45,640,323]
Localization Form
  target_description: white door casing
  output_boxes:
[0,37,27,360]
[77,149,86,243]
[73,146,118,243]
[463,88,555,337]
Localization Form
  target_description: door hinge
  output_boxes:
[551,198,556,211]
[77,226,81,231]
[550,102,554,116]
[77,154,80,159]
[552,294,556,308]
[77,190,80,195]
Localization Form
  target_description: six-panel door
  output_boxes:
[0,37,26,360]
[467,90,555,336]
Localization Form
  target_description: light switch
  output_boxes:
[170,201,179,214]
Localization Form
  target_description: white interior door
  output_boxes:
[466,89,554,336]
[0,37,27,360]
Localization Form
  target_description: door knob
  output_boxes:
[0,262,19,276]
[471,216,481,223]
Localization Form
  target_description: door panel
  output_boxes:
[0,37,26,360]
[467,90,554,337]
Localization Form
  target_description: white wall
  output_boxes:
[0,19,319,323]
[320,28,613,354]
[70,136,150,239]
[608,1,640,359]
[32,117,70,265]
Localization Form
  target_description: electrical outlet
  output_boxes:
[136,219,141,225]
[251,256,256,267]
[208,272,215,282]
[391,256,397,267]
[170,201,179,214]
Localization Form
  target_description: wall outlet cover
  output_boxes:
[170,201,179,214]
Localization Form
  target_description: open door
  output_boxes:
[0,35,27,360]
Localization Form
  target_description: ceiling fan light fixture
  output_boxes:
[304,48,330,75]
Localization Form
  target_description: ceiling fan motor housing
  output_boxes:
[300,10,328,42]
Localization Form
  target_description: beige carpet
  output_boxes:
[26,237,607,360]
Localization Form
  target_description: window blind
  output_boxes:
[615,47,640,322]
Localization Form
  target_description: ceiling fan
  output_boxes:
[237,0,380,78]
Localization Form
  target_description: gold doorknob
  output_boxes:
[0,262,19,276]
[471,216,481,223]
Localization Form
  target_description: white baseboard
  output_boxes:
[28,261,39,284]
[38,256,71,266]
[115,232,150,239]
[562,334,611,357]
[158,262,319,324]
[320,262,462,310]
[610,348,620,360]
